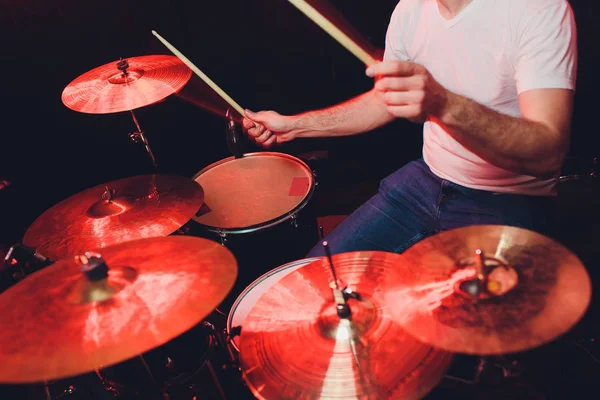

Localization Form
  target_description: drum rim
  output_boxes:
[558,173,596,183]
[226,257,322,352]
[191,152,316,234]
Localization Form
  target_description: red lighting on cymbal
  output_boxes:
[238,251,453,400]
[61,55,192,114]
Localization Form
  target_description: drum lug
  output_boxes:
[176,226,190,235]
[217,231,228,245]
[312,170,319,186]
[289,214,299,228]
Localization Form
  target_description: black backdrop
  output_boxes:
[0,0,598,245]
[0,1,600,398]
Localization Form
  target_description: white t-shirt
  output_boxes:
[384,0,577,195]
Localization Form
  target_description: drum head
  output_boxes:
[193,153,314,233]
[227,258,320,351]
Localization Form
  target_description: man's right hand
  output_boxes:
[242,110,297,148]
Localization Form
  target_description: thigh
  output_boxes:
[439,182,554,234]
[307,161,439,257]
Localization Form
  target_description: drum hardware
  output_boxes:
[288,214,299,228]
[322,240,360,318]
[453,249,519,301]
[128,109,158,168]
[217,230,228,246]
[226,108,245,159]
[4,243,53,270]
[95,320,229,400]
[44,382,77,400]
[109,58,159,169]
[384,225,592,356]
[1,244,53,293]
[22,174,204,261]
[444,356,524,385]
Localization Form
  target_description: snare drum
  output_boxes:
[190,153,320,301]
[192,152,315,234]
[227,257,320,352]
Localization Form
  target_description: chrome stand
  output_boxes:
[129,110,158,169]
[444,356,523,385]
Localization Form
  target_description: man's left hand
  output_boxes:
[367,61,449,122]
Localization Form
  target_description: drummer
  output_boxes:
[242,0,577,256]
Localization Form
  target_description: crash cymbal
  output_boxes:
[0,235,237,383]
[383,225,592,355]
[239,251,453,400]
[62,55,192,114]
[23,174,204,261]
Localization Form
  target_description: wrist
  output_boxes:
[285,115,306,139]
[436,90,461,126]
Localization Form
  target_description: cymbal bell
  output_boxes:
[62,55,192,114]
[239,251,453,400]
[23,174,204,261]
[384,225,592,355]
[0,236,237,384]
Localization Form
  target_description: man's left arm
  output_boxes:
[368,2,577,178]
[437,88,573,178]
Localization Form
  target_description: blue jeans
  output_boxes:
[307,159,554,257]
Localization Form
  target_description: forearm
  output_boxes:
[439,93,569,177]
[290,89,394,138]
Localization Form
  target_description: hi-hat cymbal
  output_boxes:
[239,251,453,400]
[0,235,237,383]
[384,225,592,355]
[62,55,192,114]
[23,174,204,261]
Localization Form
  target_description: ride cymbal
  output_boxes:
[238,251,453,400]
[384,225,592,355]
[0,236,237,383]
[23,174,204,261]
[62,55,191,114]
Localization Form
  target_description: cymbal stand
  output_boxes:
[44,381,51,400]
[322,241,361,317]
[445,356,523,385]
[129,110,158,169]
[447,249,523,385]
[323,241,351,318]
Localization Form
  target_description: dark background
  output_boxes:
[0,0,596,246]
[0,1,599,398]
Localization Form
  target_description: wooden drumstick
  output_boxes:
[287,0,377,66]
[151,30,246,117]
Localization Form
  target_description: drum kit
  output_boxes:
[0,54,595,400]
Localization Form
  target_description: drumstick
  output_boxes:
[287,0,377,66]
[151,30,246,117]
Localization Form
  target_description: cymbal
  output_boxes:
[0,235,237,383]
[62,55,192,114]
[23,174,204,261]
[383,225,592,355]
[239,251,453,400]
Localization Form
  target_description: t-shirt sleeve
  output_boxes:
[383,3,410,62]
[515,1,577,94]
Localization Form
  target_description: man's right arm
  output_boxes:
[243,88,394,146]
